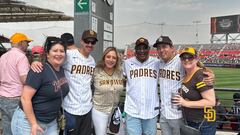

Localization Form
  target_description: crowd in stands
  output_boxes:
[126,43,240,65]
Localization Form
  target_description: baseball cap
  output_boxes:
[81,30,98,41]
[10,33,33,44]
[32,46,44,54]
[180,47,197,57]
[61,33,74,46]
[233,93,240,102]
[109,107,121,133]
[135,37,149,47]
[153,36,172,47]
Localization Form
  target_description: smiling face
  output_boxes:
[104,50,117,69]
[47,44,66,68]
[80,37,97,56]
[156,44,175,63]
[135,44,150,63]
[180,53,198,70]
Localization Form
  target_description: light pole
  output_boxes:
[193,20,201,44]
[160,22,165,36]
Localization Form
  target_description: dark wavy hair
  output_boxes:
[44,36,66,53]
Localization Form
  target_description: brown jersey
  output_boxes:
[181,68,213,122]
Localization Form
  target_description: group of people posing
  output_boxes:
[0,29,216,135]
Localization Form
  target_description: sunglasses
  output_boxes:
[135,44,149,50]
[84,39,97,45]
[180,53,196,61]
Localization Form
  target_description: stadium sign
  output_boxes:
[211,15,240,34]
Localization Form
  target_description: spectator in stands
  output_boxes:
[215,97,227,129]
[227,93,240,131]
[0,32,32,135]
[31,46,44,62]
[173,47,216,135]
[92,47,124,135]
[11,36,69,135]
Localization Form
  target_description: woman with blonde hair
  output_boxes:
[92,47,124,135]
[173,47,216,135]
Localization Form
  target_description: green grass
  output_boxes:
[210,67,240,108]
[211,67,240,88]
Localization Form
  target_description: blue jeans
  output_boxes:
[0,96,20,135]
[187,120,217,135]
[11,107,58,135]
[125,113,157,135]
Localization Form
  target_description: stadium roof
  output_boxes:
[0,0,73,22]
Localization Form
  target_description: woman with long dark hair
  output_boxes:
[11,37,69,135]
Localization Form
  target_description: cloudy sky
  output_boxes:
[1,0,240,49]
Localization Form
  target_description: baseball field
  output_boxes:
[211,67,240,107]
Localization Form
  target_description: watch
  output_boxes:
[107,0,114,6]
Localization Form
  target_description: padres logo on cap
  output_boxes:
[90,30,95,35]
[139,38,145,43]
[158,37,163,42]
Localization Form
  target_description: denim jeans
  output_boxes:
[11,107,58,135]
[187,120,217,135]
[160,115,183,135]
[0,96,20,135]
[125,113,157,135]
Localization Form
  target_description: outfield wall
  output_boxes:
[205,63,240,68]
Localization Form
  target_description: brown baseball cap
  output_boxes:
[153,36,173,47]
[81,30,98,41]
[135,37,149,47]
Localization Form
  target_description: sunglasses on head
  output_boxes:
[180,53,196,61]
[84,39,97,45]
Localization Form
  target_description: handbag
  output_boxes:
[46,63,66,130]
[109,106,121,133]
[57,109,66,130]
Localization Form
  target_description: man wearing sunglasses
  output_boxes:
[153,36,214,135]
[123,37,160,135]
[61,30,98,135]
[31,30,98,135]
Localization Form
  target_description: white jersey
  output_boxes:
[63,49,95,115]
[123,57,160,119]
[159,54,185,119]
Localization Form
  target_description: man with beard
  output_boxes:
[123,37,160,135]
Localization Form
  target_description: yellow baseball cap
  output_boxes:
[180,47,197,56]
[10,33,33,44]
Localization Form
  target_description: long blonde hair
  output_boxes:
[96,47,121,72]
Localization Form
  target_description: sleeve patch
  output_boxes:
[196,81,206,89]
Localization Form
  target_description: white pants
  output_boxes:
[92,108,111,135]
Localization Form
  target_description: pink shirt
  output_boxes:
[0,48,30,97]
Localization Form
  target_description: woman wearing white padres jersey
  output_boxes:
[173,47,216,135]
[92,47,124,135]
